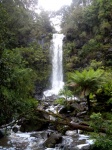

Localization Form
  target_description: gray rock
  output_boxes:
[44,133,62,148]
[76,111,87,117]
[71,103,86,112]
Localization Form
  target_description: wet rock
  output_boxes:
[71,117,81,123]
[59,107,68,114]
[59,106,75,114]
[44,95,58,101]
[0,130,4,139]
[44,133,62,148]
[71,103,86,112]
[80,102,88,111]
[77,144,91,150]
[43,113,50,120]
[65,130,79,137]
[82,144,91,150]
[20,119,49,132]
[80,98,87,102]
[12,126,18,133]
[31,131,50,139]
[76,111,87,117]
[19,112,49,132]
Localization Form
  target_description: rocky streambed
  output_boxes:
[0,130,93,150]
[0,97,94,150]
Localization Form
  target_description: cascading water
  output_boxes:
[0,31,93,150]
[51,34,64,93]
[44,33,64,97]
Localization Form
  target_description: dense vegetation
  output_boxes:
[60,0,112,149]
[60,0,112,110]
[0,0,112,149]
[0,0,53,125]
[61,0,112,71]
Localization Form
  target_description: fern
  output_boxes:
[67,68,104,96]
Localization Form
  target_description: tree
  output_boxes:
[61,0,112,71]
[0,0,53,125]
[0,45,52,125]
[0,49,37,124]
[0,0,53,49]
[67,68,104,111]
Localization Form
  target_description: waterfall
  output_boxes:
[51,34,64,91]
[44,33,64,97]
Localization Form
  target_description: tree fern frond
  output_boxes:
[67,68,104,94]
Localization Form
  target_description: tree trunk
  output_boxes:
[86,94,91,111]
[37,109,106,133]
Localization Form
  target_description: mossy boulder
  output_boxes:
[19,112,49,132]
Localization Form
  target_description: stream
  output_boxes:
[0,129,93,150]
[0,16,94,150]
[0,99,94,150]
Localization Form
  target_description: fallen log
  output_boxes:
[37,108,106,133]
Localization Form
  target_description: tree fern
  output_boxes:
[67,68,104,111]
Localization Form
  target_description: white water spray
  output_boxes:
[44,33,64,97]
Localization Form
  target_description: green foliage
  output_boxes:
[0,43,52,124]
[0,0,53,50]
[107,98,112,106]
[54,86,74,106]
[102,71,112,96]
[55,98,65,105]
[67,68,104,96]
[91,135,112,150]
[88,60,103,70]
[96,70,112,108]
[62,0,112,71]
[19,46,51,86]
[102,112,112,120]
[0,48,38,124]
[0,3,9,52]
[59,86,73,101]
[90,112,103,131]
[67,68,106,111]
[90,112,112,150]
[100,21,111,30]
[0,0,53,125]
[81,39,102,58]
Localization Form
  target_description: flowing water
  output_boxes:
[0,129,93,150]
[44,34,64,97]
[0,16,94,150]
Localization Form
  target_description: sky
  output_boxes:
[38,0,72,11]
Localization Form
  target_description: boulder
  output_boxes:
[44,133,62,148]
[12,126,18,133]
[59,106,75,114]
[19,112,49,132]
[20,119,49,132]
[0,130,4,139]
[59,107,68,114]
[71,103,86,112]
